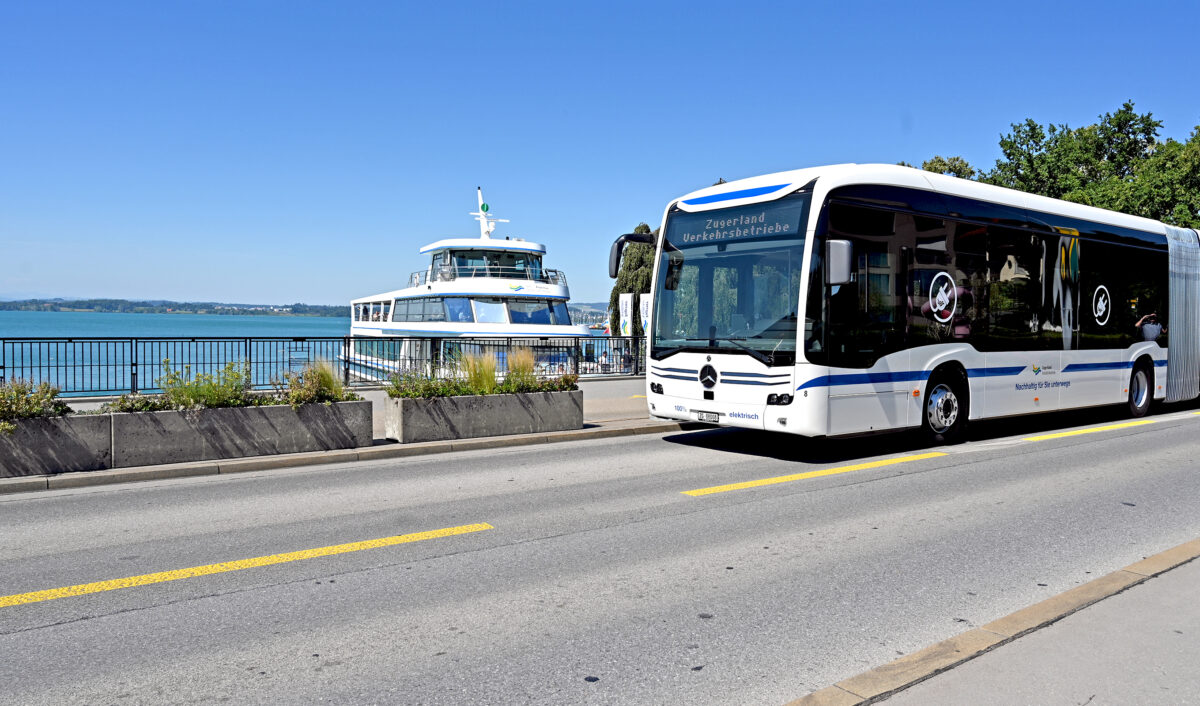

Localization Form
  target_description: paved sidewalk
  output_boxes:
[884,558,1200,705]
[793,547,1200,706]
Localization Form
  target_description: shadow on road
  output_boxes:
[660,397,1200,465]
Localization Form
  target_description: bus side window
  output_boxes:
[986,226,1043,351]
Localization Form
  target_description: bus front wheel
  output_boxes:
[1127,363,1152,418]
[923,370,968,444]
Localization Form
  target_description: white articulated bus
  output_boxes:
[610,164,1200,441]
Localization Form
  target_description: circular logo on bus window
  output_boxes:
[1093,285,1111,326]
[929,272,957,323]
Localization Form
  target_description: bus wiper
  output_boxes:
[719,338,772,365]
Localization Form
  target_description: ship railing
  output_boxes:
[0,335,645,396]
[407,266,567,287]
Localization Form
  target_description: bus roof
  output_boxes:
[673,163,1169,237]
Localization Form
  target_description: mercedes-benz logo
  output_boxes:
[699,365,718,389]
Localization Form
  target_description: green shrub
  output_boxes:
[274,361,361,407]
[101,393,173,413]
[385,371,472,399]
[158,360,260,410]
[0,379,71,434]
[386,369,578,399]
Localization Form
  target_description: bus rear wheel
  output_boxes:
[923,370,968,444]
[1127,363,1152,418]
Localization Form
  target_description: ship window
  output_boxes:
[393,299,409,322]
[551,300,571,325]
[422,297,446,322]
[444,297,474,323]
[474,298,508,324]
[454,251,490,277]
[380,301,391,322]
[509,299,553,325]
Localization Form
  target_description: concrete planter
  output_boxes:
[0,415,112,478]
[111,401,372,467]
[385,390,583,443]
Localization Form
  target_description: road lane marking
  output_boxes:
[631,395,646,399]
[682,453,947,497]
[1023,419,1156,442]
[0,522,493,608]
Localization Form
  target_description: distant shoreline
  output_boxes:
[0,299,347,318]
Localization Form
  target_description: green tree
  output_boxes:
[915,101,1200,228]
[609,222,655,335]
[921,155,977,179]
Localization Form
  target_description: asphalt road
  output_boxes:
[4,403,1200,704]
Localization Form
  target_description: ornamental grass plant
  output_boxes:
[386,349,578,399]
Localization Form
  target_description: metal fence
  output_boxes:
[0,336,646,396]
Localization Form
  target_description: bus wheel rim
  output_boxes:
[927,384,958,433]
[1132,370,1149,408]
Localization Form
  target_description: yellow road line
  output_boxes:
[1024,420,1156,442]
[631,395,646,399]
[0,522,493,608]
[682,453,947,497]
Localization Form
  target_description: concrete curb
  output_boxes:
[0,419,700,495]
[786,537,1200,705]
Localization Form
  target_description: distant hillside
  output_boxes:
[0,299,347,317]
[568,301,608,324]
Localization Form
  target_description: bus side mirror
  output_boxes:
[826,239,853,286]
[609,232,656,278]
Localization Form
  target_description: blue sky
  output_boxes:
[3,0,1198,305]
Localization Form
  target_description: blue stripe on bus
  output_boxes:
[681,183,791,205]
[797,370,931,390]
[1062,361,1134,372]
[720,379,789,386]
[720,371,791,378]
[654,374,696,382]
[966,366,1026,378]
[797,365,1027,391]
[651,366,697,374]
[1155,359,1168,367]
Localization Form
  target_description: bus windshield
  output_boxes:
[651,192,811,365]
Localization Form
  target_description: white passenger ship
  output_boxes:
[349,189,590,370]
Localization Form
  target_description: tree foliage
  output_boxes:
[608,222,655,334]
[914,101,1200,228]
[921,155,976,180]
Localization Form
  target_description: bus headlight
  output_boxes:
[767,394,793,406]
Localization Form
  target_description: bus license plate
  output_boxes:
[697,411,719,423]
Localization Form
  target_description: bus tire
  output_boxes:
[1127,362,1153,418]
[923,369,968,444]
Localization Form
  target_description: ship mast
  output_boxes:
[469,186,509,239]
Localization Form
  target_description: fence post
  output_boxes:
[343,336,351,386]
[633,337,641,376]
[130,338,138,394]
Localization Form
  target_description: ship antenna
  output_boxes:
[469,186,509,239]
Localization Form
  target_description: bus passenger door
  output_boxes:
[822,222,913,434]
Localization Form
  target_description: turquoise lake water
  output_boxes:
[0,310,351,339]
